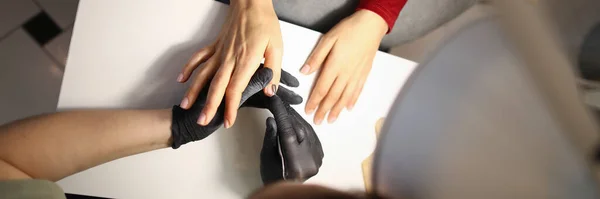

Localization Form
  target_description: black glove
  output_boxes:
[241,69,302,109]
[170,67,302,149]
[260,95,325,184]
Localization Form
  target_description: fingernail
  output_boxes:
[328,116,337,123]
[177,73,183,82]
[347,104,354,111]
[272,85,278,95]
[267,86,275,96]
[224,119,231,129]
[315,118,323,125]
[197,113,207,125]
[306,108,315,115]
[300,64,311,74]
[180,97,189,108]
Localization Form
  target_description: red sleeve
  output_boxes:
[356,0,407,33]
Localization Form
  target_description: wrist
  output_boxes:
[353,10,389,37]
[170,104,224,149]
[231,0,273,9]
[154,109,174,148]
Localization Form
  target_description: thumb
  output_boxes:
[268,96,299,146]
[261,117,284,184]
[263,43,282,97]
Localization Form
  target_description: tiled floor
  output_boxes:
[0,0,78,125]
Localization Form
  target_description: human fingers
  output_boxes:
[279,123,319,181]
[180,57,219,109]
[224,47,264,128]
[348,75,367,111]
[262,117,279,154]
[178,43,216,83]
[264,117,278,145]
[347,56,374,110]
[304,46,342,115]
[280,69,299,87]
[268,96,296,142]
[300,35,336,75]
[276,86,303,105]
[313,74,349,125]
[199,55,235,126]
[260,116,285,185]
[240,68,273,104]
[238,84,301,109]
[327,71,359,123]
[263,42,283,96]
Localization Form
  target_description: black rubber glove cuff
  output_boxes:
[171,104,224,149]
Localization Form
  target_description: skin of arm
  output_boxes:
[0,67,282,181]
[0,109,172,181]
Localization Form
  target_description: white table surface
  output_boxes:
[56,0,416,198]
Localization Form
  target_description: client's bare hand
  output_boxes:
[301,10,388,125]
[177,0,283,128]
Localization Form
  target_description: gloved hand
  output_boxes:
[260,95,325,184]
[242,69,303,109]
[171,67,300,149]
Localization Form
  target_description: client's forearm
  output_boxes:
[0,109,172,181]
